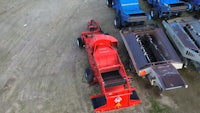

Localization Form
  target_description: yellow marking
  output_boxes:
[116,103,121,107]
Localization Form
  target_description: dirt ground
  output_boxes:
[0,0,200,113]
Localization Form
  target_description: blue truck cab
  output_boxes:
[148,0,192,19]
[107,0,151,28]
[183,0,200,10]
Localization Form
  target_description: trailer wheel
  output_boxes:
[182,58,189,68]
[177,12,182,17]
[77,37,83,48]
[150,8,158,19]
[114,16,121,29]
[106,0,113,8]
[85,68,94,83]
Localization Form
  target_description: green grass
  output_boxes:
[149,98,171,113]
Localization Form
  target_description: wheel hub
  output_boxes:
[114,19,117,27]
[77,39,80,47]
[106,0,109,6]
[150,10,154,17]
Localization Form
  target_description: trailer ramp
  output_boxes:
[148,63,187,90]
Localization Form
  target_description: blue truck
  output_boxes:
[107,0,151,28]
[183,0,200,11]
[191,0,200,10]
[147,0,192,19]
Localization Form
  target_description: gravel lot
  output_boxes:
[0,0,200,113]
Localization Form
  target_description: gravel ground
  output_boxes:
[0,0,200,113]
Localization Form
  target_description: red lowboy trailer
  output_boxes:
[77,20,141,112]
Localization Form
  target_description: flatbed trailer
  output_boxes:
[162,17,200,68]
[120,25,188,91]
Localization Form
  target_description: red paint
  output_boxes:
[79,20,141,113]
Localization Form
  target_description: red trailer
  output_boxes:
[77,20,141,112]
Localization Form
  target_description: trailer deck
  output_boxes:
[121,26,183,70]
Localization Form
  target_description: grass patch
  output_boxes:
[149,98,171,113]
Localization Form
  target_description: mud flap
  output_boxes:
[91,96,106,109]
[130,90,140,100]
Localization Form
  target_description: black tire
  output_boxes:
[77,37,83,48]
[85,68,94,83]
[106,0,113,8]
[99,26,104,33]
[150,8,158,19]
[104,33,110,35]
[114,16,121,29]
[177,12,182,17]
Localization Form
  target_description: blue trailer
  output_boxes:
[147,0,192,19]
[107,0,151,28]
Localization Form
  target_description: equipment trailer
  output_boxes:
[77,20,141,112]
[107,0,151,28]
[120,26,188,91]
[147,0,192,19]
[162,17,200,69]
